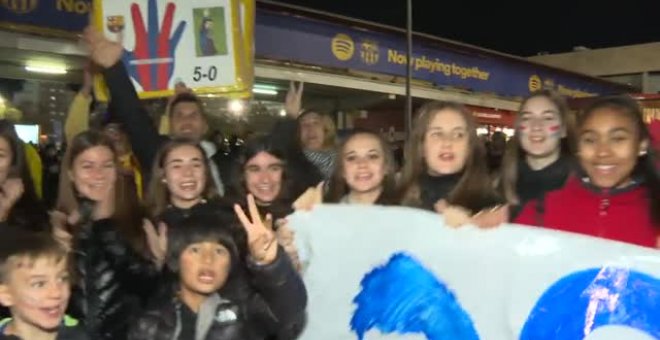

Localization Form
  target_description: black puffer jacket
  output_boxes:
[69,217,159,340]
[128,247,307,340]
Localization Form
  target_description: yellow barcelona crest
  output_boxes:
[3,0,38,14]
[360,40,379,65]
[106,15,125,33]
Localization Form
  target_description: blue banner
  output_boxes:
[0,3,634,98]
[0,0,90,33]
[254,10,631,98]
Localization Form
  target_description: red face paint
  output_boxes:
[548,125,560,132]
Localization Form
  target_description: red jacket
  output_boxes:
[515,176,659,248]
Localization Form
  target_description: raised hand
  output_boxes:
[91,185,115,221]
[275,219,301,271]
[83,26,124,69]
[50,211,73,251]
[0,178,24,222]
[284,81,304,117]
[293,181,324,212]
[81,61,95,96]
[234,195,278,265]
[122,0,186,91]
[471,205,508,229]
[434,199,472,228]
[143,219,168,268]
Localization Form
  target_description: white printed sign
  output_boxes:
[93,0,252,99]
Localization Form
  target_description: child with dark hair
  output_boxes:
[0,230,88,340]
[130,196,307,340]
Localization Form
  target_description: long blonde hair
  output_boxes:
[398,101,495,212]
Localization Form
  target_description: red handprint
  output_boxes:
[122,0,186,91]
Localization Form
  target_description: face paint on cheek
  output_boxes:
[547,125,562,138]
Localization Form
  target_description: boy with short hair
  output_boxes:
[0,230,88,340]
[129,211,307,340]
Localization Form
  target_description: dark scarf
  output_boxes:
[418,172,463,211]
[516,155,572,206]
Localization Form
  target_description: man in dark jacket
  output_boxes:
[84,28,232,196]
[129,212,307,340]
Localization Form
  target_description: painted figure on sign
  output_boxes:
[199,10,218,56]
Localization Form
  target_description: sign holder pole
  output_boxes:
[405,0,413,137]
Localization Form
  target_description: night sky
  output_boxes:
[276,0,660,57]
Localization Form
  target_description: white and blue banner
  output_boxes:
[288,205,660,340]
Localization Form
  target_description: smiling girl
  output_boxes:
[515,96,660,248]
[500,90,574,219]
[56,130,155,339]
[326,130,398,205]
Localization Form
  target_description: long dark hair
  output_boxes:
[398,101,498,212]
[578,95,660,224]
[146,138,218,220]
[57,130,147,255]
[326,129,398,205]
[0,120,49,232]
[500,90,574,205]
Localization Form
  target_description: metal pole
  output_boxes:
[405,0,413,136]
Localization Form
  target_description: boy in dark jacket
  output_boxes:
[129,204,307,340]
[0,230,88,340]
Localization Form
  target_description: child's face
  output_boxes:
[164,145,207,208]
[518,96,565,158]
[0,256,70,332]
[180,242,231,296]
[578,108,647,189]
[423,109,469,176]
[342,134,387,195]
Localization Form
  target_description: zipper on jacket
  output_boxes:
[597,190,610,237]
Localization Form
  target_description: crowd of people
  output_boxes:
[0,27,657,340]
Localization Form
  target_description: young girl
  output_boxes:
[326,129,398,205]
[56,130,156,339]
[500,90,574,218]
[227,134,308,220]
[515,95,660,248]
[144,137,238,274]
[398,101,505,227]
[146,138,224,222]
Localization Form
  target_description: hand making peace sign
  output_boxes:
[234,195,278,265]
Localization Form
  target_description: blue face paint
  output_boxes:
[521,267,660,339]
[350,253,480,340]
